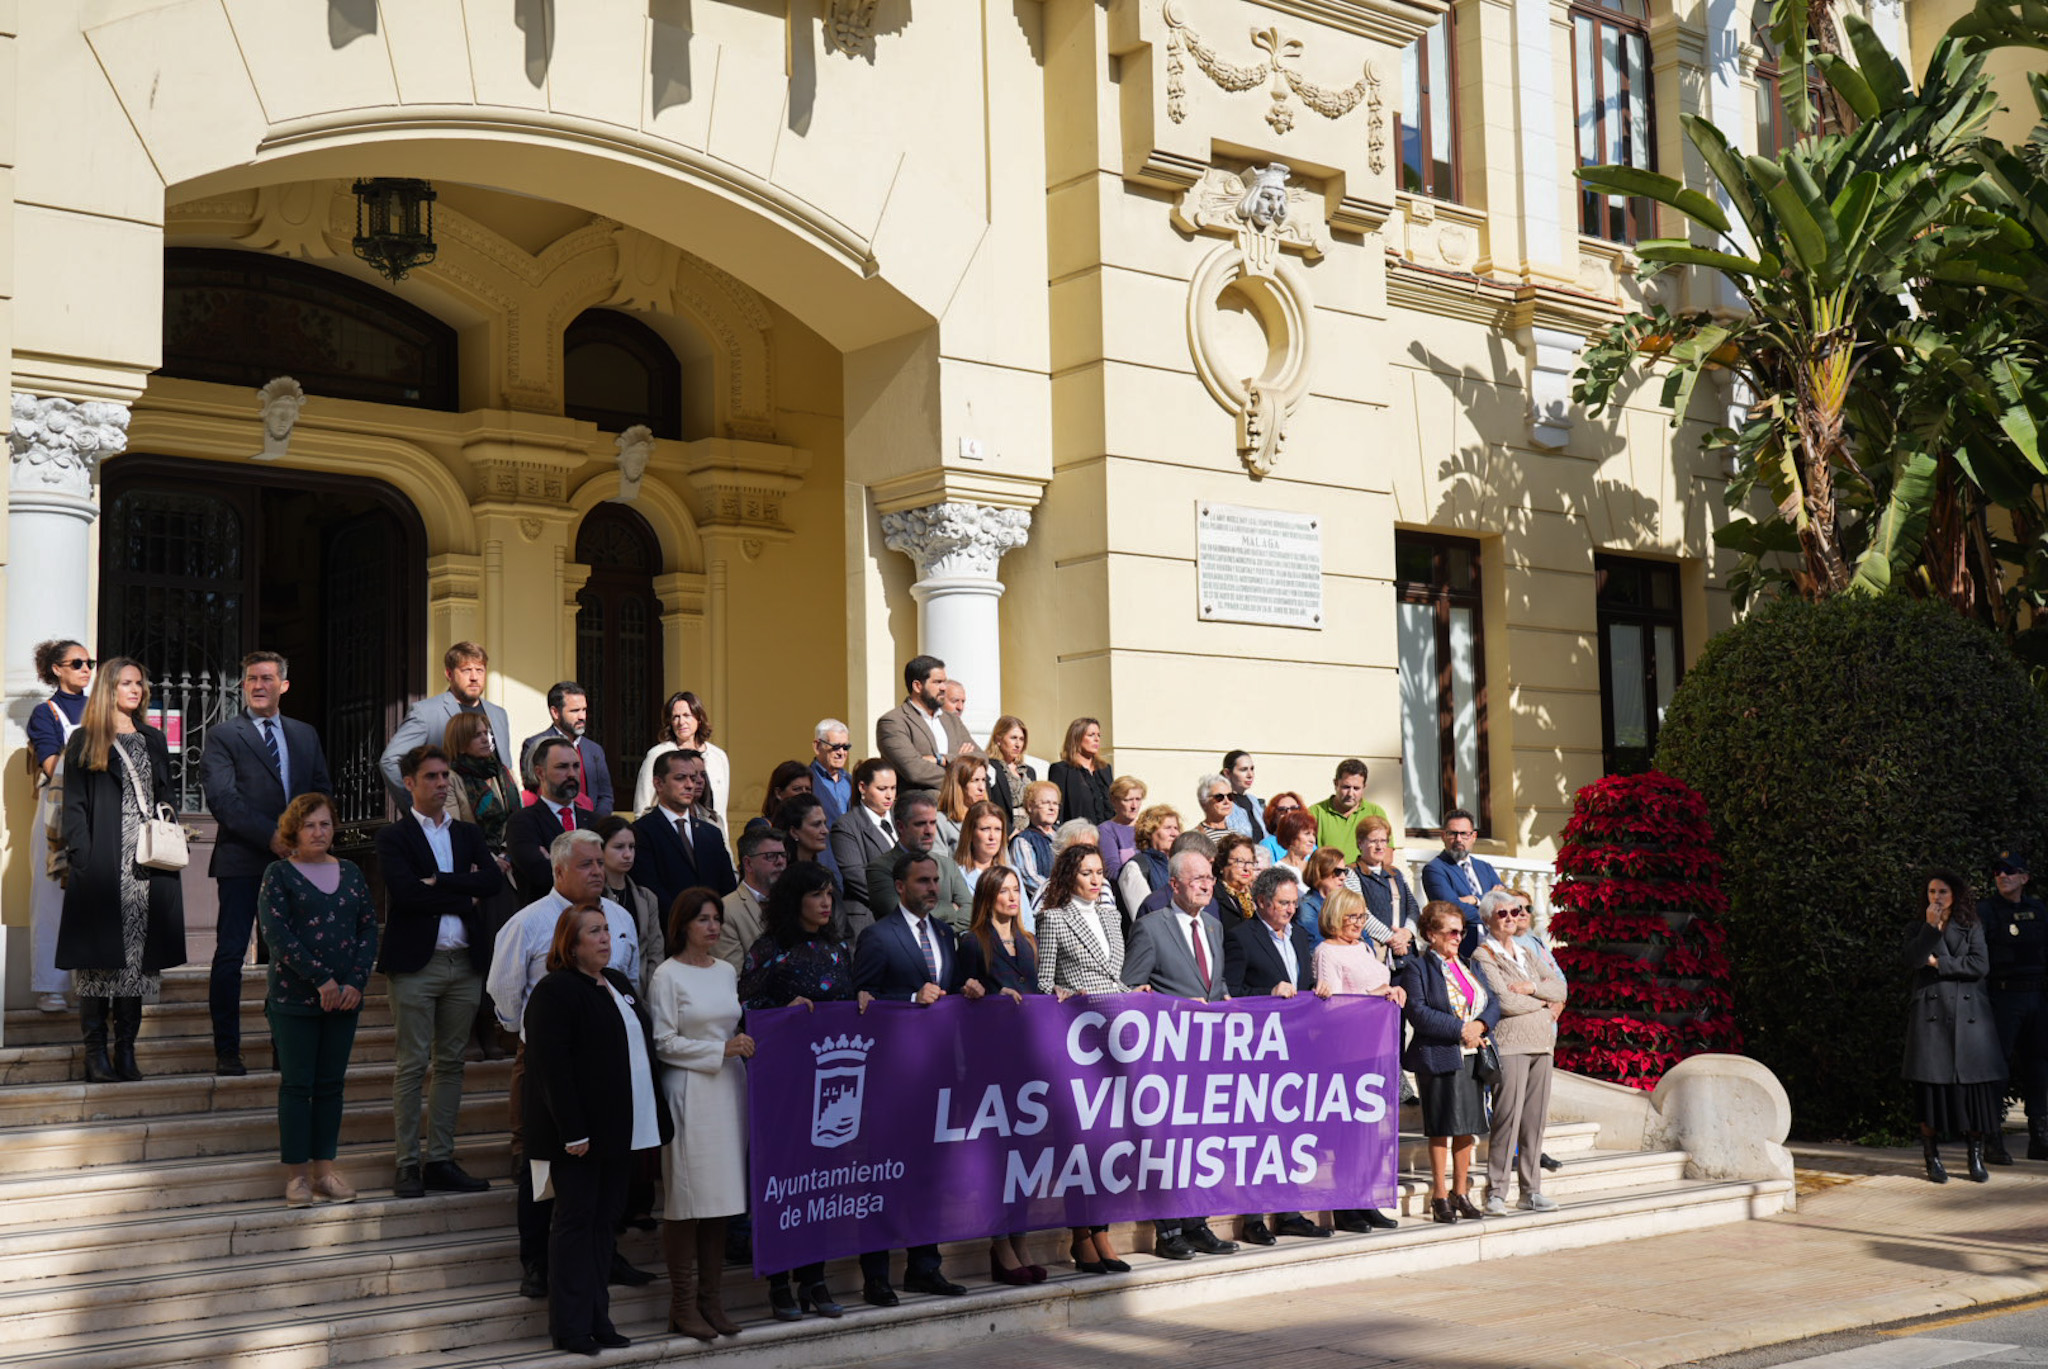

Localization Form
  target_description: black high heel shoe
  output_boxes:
[1430,1197,1458,1224]
[768,1285,803,1322]
[1069,1237,1108,1274]
[799,1282,844,1318]
[991,1252,1035,1286]
[1450,1192,1485,1220]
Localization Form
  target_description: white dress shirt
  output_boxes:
[1178,908,1212,984]
[917,699,948,757]
[487,889,641,1037]
[411,808,468,951]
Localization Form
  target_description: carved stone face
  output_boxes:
[262,395,302,442]
[1239,164,1293,233]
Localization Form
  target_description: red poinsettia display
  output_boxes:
[1548,771,1740,1090]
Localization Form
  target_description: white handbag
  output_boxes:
[115,740,189,872]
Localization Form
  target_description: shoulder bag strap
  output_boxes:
[111,736,159,817]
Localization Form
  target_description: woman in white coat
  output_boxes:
[650,888,753,1341]
[633,691,732,827]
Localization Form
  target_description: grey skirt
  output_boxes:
[1417,1053,1489,1138]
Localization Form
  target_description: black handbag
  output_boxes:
[1473,1036,1503,1086]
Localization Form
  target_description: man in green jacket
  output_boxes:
[1308,758,1386,863]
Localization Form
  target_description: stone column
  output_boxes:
[880,501,1031,743]
[5,395,129,958]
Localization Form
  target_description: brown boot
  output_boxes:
[662,1221,716,1341]
[695,1217,742,1336]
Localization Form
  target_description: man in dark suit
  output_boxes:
[507,737,597,903]
[517,680,614,817]
[200,650,332,1075]
[374,745,504,1199]
[828,758,898,930]
[631,749,738,920]
[1224,867,1333,1245]
[1419,808,1502,955]
[874,655,975,791]
[851,852,983,1306]
[1122,850,1241,1261]
[859,791,971,933]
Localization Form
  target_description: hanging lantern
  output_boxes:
[350,178,438,281]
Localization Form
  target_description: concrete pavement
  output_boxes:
[878,1143,2048,1369]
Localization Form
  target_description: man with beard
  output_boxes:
[506,738,599,903]
[519,681,613,817]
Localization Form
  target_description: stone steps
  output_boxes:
[0,1056,513,1127]
[0,996,398,1048]
[1,1172,1791,1369]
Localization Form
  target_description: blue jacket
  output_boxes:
[1420,850,1501,955]
[1396,950,1502,1078]
[854,910,966,1000]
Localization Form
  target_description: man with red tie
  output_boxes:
[506,738,598,904]
[1121,850,1243,1262]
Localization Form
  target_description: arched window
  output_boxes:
[576,504,666,783]
[160,247,459,410]
[564,309,684,439]
[1572,0,1656,243]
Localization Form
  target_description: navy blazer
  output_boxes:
[1396,951,1502,1078]
[1420,851,1500,955]
[517,729,615,817]
[853,910,965,1001]
[201,714,333,879]
[1224,916,1317,997]
[631,806,739,922]
[506,797,599,905]
[374,811,504,977]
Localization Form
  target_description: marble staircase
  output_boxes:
[0,966,1792,1368]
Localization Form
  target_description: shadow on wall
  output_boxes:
[515,0,556,86]
[1399,336,1672,815]
[328,0,376,48]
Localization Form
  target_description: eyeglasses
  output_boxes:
[59,658,96,670]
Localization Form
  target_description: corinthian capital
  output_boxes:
[881,501,1031,580]
[10,393,130,496]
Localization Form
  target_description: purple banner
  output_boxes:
[747,992,1400,1275]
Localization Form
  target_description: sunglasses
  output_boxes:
[822,742,850,753]
[60,657,97,670]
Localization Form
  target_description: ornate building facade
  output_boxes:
[0,0,1944,1001]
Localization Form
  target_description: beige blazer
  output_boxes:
[875,698,975,792]
[1471,938,1567,1055]
[715,883,768,972]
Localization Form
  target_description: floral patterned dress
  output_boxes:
[737,933,856,1012]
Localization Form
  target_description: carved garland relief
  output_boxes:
[1162,0,1386,170]
[1173,165,1323,479]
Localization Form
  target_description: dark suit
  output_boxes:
[851,911,960,1283]
[1225,917,1317,997]
[506,797,598,906]
[1223,916,1317,1230]
[375,810,505,1171]
[522,965,672,1345]
[1421,850,1500,955]
[199,712,332,1055]
[518,728,615,817]
[374,813,504,977]
[829,806,896,930]
[631,806,739,924]
[1123,903,1229,1243]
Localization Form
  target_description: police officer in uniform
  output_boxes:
[1977,853,2047,1162]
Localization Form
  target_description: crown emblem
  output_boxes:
[810,1034,874,1067]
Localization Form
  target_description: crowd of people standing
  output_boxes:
[22,638,2047,1351]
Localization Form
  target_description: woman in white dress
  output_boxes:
[633,691,731,827]
[650,888,753,1341]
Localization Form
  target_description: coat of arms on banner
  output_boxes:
[809,1034,873,1149]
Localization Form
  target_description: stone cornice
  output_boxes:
[868,469,1049,517]
[1253,0,1449,45]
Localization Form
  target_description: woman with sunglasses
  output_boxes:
[1397,901,1500,1223]
[1471,890,1566,1213]
[27,640,93,1014]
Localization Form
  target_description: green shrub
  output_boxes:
[1654,594,2048,1140]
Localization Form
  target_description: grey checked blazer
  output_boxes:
[1036,898,1130,996]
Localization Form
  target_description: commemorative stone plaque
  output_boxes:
[1196,502,1322,628]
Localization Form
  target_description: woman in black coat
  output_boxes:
[1396,901,1502,1225]
[59,658,186,1083]
[1903,869,2005,1184]
[524,904,673,1356]
[1046,717,1114,826]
